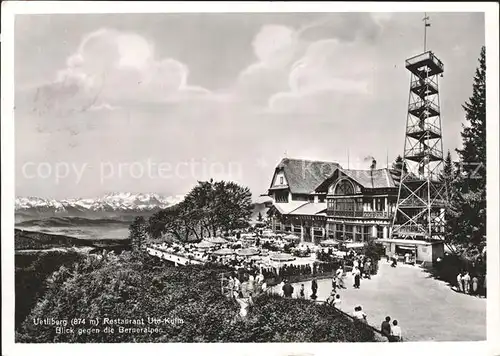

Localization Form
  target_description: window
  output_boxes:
[333,198,362,212]
[275,191,288,203]
[334,180,355,196]
[280,176,283,185]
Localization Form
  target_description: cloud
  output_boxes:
[27,28,211,117]
[370,12,394,26]
[268,39,376,112]
[87,102,120,111]
[236,14,387,108]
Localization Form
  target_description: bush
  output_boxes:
[17,252,376,343]
[227,294,375,342]
[361,241,385,262]
[15,250,86,331]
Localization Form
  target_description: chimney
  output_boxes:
[370,159,377,170]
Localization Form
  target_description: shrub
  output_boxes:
[17,253,376,343]
[15,250,86,331]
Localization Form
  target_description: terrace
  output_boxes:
[405,51,444,77]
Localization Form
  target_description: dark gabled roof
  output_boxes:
[340,168,397,189]
[314,167,398,192]
[272,158,341,194]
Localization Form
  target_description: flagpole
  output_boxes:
[423,13,430,52]
[424,12,427,52]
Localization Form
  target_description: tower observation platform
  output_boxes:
[390,48,447,241]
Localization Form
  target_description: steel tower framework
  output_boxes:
[391,45,447,240]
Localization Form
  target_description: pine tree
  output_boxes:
[391,155,407,180]
[452,46,486,249]
[440,151,455,194]
[439,151,461,253]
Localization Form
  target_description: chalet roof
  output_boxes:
[288,202,327,216]
[340,168,397,189]
[273,158,341,194]
[273,201,309,215]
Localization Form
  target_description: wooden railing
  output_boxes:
[327,210,389,219]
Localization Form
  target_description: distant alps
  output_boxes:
[15,192,184,221]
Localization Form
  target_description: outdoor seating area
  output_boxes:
[146,228,379,287]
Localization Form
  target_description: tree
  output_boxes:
[257,212,263,222]
[448,47,486,251]
[208,180,253,234]
[129,216,148,253]
[456,46,486,192]
[439,151,461,254]
[391,155,407,179]
[147,180,253,241]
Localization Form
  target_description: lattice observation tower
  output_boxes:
[391,21,447,241]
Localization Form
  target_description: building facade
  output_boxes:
[267,158,399,245]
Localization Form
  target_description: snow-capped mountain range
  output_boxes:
[15,192,184,219]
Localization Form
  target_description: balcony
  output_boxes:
[408,100,440,118]
[410,78,438,98]
[405,51,444,77]
[327,210,390,219]
[406,123,442,140]
[405,146,443,162]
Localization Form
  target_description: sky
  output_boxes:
[14,12,485,199]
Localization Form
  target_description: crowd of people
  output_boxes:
[456,270,484,296]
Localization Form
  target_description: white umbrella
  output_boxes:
[283,234,300,241]
[270,253,296,262]
[212,248,235,256]
[210,237,229,244]
[196,241,215,249]
[236,248,260,257]
[320,239,339,247]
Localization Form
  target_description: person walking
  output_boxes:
[311,279,318,299]
[472,275,479,295]
[331,277,337,294]
[248,273,255,294]
[390,320,402,342]
[282,280,294,298]
[298,284,305,299]
[463,271,471,294]
[364,259,372,279]
[338,266,346,289]
[456,272,463,293]
[381,316,392,341]
[332,294,342,309]
[391,255,397,268]
[352,266,361,289]
[278,280,285,297]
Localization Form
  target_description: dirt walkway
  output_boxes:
[271,261,486,341]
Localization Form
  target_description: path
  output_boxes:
[271,261,486,341]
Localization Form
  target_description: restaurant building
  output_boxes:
[267,158,399,245]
